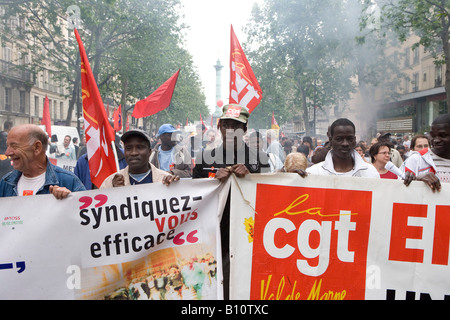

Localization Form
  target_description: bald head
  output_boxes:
[10,124,48,152]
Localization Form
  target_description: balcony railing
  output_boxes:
[0,59,33,83]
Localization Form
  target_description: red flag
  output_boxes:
[200,113,205,126]
[74,28,118,188]
[229,25,262,113]
[132,69,180,118]
[41,95,51,137]
[113,105,122,132]
[271,111,279,129]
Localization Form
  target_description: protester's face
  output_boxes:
[330,125,356,159]
[207,132,216,142]
[355,146,364,157]
[160,132,176,148]
[302,141,311,149]
[218,119,246,150]
[413,137,429,151]
[374,146,391,165]
[123,136,151,174]
[64,136,70,148]
[430,123,450,157]
[5,127,37,173]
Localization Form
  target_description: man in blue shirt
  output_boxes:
[150,124,192,178]
[0,124,85,199]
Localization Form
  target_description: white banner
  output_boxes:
[0,178,229,300]
[229,173,450,300]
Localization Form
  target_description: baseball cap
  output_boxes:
[377,132,391,138]
[121,129,151,146]
[157,124,177,137]
[219,104,250,124]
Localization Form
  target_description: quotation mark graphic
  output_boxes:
[79,194,108,210]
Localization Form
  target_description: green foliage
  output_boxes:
[2,0,208,130]
[244,0,357,133]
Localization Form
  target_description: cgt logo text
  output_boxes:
[262,193,365,277]
[251,186,372,300]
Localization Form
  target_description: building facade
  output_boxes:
[0,7,76,131]
[374,35,447,134]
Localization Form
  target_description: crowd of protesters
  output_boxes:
[0,105,449,300]
[0,107,449,196]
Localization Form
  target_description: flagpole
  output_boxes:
[111,141,120,173]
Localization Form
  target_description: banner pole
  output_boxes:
[111,141,120,173]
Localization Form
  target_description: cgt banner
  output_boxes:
[229,173,450,300]
[0,178,229,300]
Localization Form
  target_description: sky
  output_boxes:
[179,0,262,114]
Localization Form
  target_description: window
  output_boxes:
[34,96,39,117]
[60,102,64,119]
[404,76,409,93]
[412,73,419,92]
[413,48,419,64]
[4,87,11,111]
[19,91,25,113]
[435,65,443,87]
[404,48,410,67]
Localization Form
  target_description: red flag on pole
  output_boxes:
[229,25,262,114]
[271,111,279,129]
[200,113,205,126]
[74,28,119,188]
[113,105,122,132]
[41,95,51,137]
[132,69,180,118]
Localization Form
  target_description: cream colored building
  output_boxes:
[374,34,446,134]
[0,6,77,130]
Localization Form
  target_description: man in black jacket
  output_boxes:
[192,104,270,180]
[192,104,270,300]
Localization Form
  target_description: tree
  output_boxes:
[244,0,356,134]
[373,0,450,113]
[2,0,208,132]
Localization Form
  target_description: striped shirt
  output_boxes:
[430,151,450,183]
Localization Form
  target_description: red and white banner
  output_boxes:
[0,179,228,300]
[74,28,118,188]
[229,174,450,300]
[229,25,262,113]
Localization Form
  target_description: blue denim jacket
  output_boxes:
[0,158,86,197]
